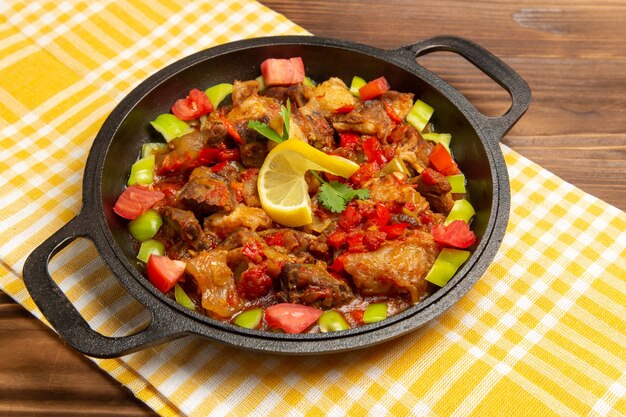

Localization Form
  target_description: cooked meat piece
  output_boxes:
[392,125,433,173]
[279,262,354,308]
[381,90,414,120]
[186,249,243,318]
[199,111,228,147]
[240,168,261,207]
[261,84,311,106]
[216,229,258,251]
[161,206,218,251]
[342,232,439,302]
[205,204,272,238]
[415,168,455,214]
[366,173,429,213]
[232,80,259,106]
[300,77,356,118]
[227,94,281,125]
[211,160,241,183]
[261,86,289,103]
[156,130,207,175]
[292,108,335,151]
[240,140,268,168]
[331,100,394,140]
[178,166,237,214]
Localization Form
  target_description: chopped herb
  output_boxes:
[318,180,370,213]
[247,99,291,143]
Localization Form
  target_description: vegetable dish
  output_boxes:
[113,57,476,334]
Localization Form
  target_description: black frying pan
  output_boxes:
[23,35,530,357]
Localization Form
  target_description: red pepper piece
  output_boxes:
[350,162,380,185]
[362,137,387,165]
[339,133,360,149]
[237,264,273,300]
[220,115,244,144]
[429,143,461,176]
[359,76,390,100]
[383,101,403,123]
[264,232,285,247]
[242,240,265,263]
[334,104,355,114]
[338,205,363,229]
[327,230,347,249]
[380,222,409,239]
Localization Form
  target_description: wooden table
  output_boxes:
[2,1,625,415]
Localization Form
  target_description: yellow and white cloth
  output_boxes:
[1,1,625,416]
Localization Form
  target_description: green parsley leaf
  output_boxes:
[318,181,370,213]
[247,120,283,143]
[246,99,291,144]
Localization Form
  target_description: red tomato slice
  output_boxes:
[146,255,186,293]
[171,88,213,120]
[265,303,323,334]
[113,185,165,220]
[429,143,461,176]
[260,57,305,86]
[359,76,390,100]
[432,220,476,248]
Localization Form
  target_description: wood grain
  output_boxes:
[2,1,625,415]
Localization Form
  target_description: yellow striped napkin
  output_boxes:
[1,1,625,416]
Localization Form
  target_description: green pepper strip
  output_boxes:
[205,83,233,108]
[150,113,193,142]
[136,239,164,263]
[422,132,452,152]
[425,248,471,287]
[349,76,367,97]
[363,303,388,323]
[233,308,263,329]
[127,154,155,186]
[446,174,466,194]
[128,209,162,241]
[406,99,434,132]
[174,284,195,310]
[444,199,475,226]
[319,310,349,332]
[141,142,168,159]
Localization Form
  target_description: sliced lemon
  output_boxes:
[258,139,360,227]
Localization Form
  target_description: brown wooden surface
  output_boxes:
[2,1,625,415]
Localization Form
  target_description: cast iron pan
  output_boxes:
[23,35,530,357]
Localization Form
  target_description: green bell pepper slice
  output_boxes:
[150,113,193,142]
[141,142,168,159]
[318,310,349,332]
[128,209,162,241]
[174,284,196,310]
[446,174,466,194]
[233,308,263,329]
[444,199,475,226]
[136,239,164,263]
[406,99,434,132]
[303,76,316,87]
[425,248,471,287]
[363,303,388,323]
[205,83,233,108]
[127,154,155,186]
[349,76,367,97]
[422,132,451,152]
[380,157,411,176]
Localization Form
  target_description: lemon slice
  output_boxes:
[258,139,360,227]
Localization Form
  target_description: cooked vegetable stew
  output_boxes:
[114,57,476,334]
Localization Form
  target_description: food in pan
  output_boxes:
[113,57,476,333]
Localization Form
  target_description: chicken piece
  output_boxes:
[186,249,243,318]
[389,124,433,173]
[342,232,439,303]
[178,167,237,215]
[330,100,394,140]
[205,204,272,238]
[232,80,259,107]
[301,77,356,118]
[292,108,335,151]
[381,90,415,120]
[415,168,455,214]
[240,168,261,207]
[366,173,429,213]
[279,262,354,308]
[226,94,281,125]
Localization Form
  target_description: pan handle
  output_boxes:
[22,212,186,358]
[393,35,531,141]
